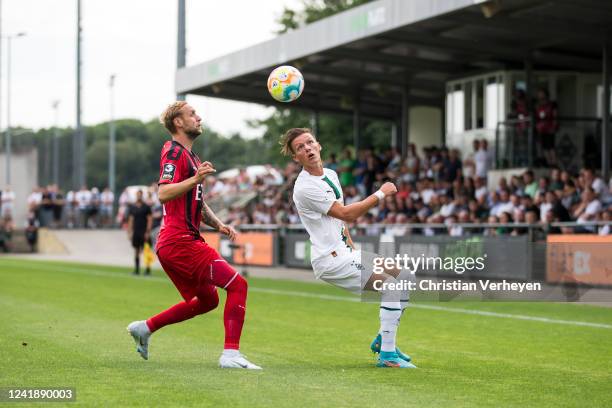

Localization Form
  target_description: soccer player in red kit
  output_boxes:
[127,101,261,370]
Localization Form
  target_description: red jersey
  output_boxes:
[156,140,204,251]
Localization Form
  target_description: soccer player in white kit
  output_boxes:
[281,128,416,368]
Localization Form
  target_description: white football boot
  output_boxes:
[127,320,151,360]
[219,351,262,370]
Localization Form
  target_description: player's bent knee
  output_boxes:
[230,274,248,292]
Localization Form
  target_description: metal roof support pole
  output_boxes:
[524,57,534,169]
[401,86,410,157]
[602,40,610,180]
[177,0,186,101]
[75,0,85,189]
[353,94,361,152]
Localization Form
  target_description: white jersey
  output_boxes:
[293,168,348,263]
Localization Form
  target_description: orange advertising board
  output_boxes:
[200,231,275,266]
[201,232,220,252]
[232,232,275,266]
[547,235,612,285]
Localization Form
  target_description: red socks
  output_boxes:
[146,291,219,332]
[222,274,248,350]
[145,260,248,351]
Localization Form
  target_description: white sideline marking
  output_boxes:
[250,287,612,329]
[2,260,612,330]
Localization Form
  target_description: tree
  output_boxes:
[2,118,286,194]
[276,0,374,33]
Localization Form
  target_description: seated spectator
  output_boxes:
[468,199,487,222]
[446,214,463,237]
[497,212,513,235]
[484,215,498,236]
[549,168,563,191]
[523,170,538,199]
[512,209,528,236]
[598,210,611,236]
[573,187,602,227]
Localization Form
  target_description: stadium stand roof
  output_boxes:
[176,0,612,121]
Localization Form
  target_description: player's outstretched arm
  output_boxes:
[158,162,215,204]
[327,182,396,223]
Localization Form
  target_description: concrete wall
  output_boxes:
[1,149,38,227]
[409,106,442,154]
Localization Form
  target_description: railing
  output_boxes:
[494,117,601,171]
[226,221,612,238]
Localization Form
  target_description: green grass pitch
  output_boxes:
[0,258,611,407]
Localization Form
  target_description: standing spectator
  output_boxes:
[535,88,558,166]
[117,188,130,227]
[463,139,480,179]
[127,190,152,275]
[509,89,529,165]
[65,190,77,228]
[88,187,101,228]
[75,186,92,228]
[474,139,493,180]
[100,187,115,228]
[39,187,54,227]
[51,185,65,229]
[1,186,15,218]
[27,187,42,220]
[442,149,462,182]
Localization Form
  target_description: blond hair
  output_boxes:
[279,127,313,156]
[160,101,188,134]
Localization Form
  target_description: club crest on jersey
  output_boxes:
[161,163,176,181]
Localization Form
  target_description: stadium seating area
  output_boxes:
[6,141,611,240]
[210,143,612,236]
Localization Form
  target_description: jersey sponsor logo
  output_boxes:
[161,163,176,181]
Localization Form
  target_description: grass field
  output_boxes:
[0,257,611,407]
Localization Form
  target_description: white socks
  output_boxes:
[378,274,410,353]
[379,301,402,352]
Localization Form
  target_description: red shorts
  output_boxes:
[157,239,236,301]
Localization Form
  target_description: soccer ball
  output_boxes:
[267,65,304,103]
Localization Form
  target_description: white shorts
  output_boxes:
[311,248,378,295]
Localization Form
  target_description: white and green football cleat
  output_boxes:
[370,333,412,362]
[376,351,417,368]
[127,320,151,360]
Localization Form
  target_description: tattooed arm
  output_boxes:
[202,202,237,240]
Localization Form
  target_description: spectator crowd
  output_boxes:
[211,141,612,238]
[3,138,611,248]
